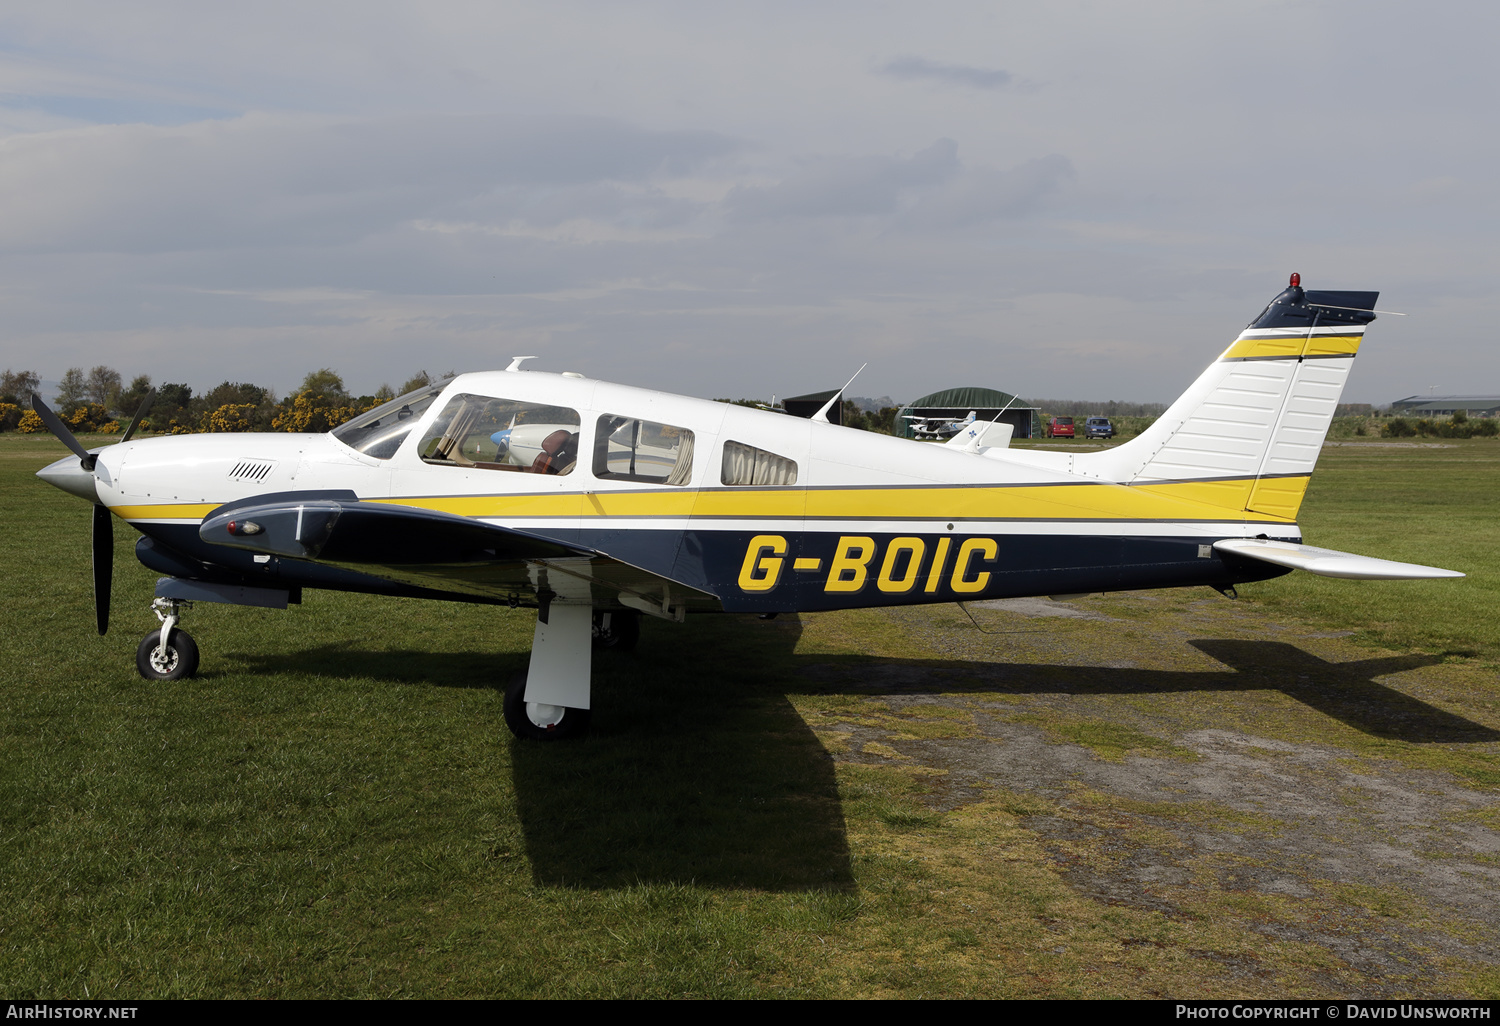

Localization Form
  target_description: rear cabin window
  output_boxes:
[593,415,694,485]
[419,394,581,475]
[721,441,798,486]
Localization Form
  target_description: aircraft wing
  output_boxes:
[1213,539,1464,580]
[198,496,718,615]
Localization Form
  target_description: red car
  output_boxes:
[1046,416,1075,438]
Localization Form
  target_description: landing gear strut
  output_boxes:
[136,597,199,681]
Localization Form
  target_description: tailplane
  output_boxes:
[1213,539,1462,581]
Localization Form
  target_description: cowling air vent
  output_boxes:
[228,459,277,483]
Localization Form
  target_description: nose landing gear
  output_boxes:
[136,597,199,681]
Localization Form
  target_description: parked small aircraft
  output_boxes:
[905,411,977,440]
[35,275,1463,740]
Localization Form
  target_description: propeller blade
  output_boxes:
[30,393,96,470]
[119,387,157,443]
[92,504,113,635]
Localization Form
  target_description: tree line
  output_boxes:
[1381,409,1499,438]
[713,397,904,434]
[4,365,1192,442]
[0,366,450,435]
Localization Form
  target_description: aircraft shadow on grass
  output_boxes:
[226,616,1493,891]
[798,638,1493,745]
[226,630,857,893]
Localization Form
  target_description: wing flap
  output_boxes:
[1213,539,1464,580]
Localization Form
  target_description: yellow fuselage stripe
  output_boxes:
[112,476,1307,525]
[112,503,221,520]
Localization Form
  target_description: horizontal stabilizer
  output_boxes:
[1214,539,1464,581]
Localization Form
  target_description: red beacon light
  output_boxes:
[1289,272,1301,288]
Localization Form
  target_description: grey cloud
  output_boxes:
[724,141,1070,231]
[897,154,1074,230]
[0,93,240,126]
[726,138,958,220]
[0,5,1492,410]
[878,56,1013,90]
[0,114,737,253]
[460,182,703,231]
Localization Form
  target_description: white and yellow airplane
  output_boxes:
[35,275,1463,740]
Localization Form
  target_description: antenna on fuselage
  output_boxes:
[506,356,538,372]
[812,364,868,424]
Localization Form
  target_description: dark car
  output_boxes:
[1046,416,1074,438]
[1085,417,1115,439]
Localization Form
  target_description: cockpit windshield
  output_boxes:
[331,382,447,459]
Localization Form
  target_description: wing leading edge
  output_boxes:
[199,496,718,616]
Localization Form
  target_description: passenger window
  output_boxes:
[721,441,798,486]
[593,415,694,485]
[419,394,580,475]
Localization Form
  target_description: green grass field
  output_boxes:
[1253,441,1500,663]
[1,433,1496,998]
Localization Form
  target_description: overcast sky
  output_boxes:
[1,1,1495,406]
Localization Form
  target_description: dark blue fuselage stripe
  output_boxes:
[134,521,1293,614]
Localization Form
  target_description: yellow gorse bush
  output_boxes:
[64,403,115,432]
[271,392,374,433]
[202,403,259,433]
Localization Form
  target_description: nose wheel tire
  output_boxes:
[136,628,200,681]
[503,673,591,741]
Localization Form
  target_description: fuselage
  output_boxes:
[61,368,1298,614]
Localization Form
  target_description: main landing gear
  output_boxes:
[503,672,592,740]
[592,609,640,651]
[504,602,595,742]
[136,597,199,681]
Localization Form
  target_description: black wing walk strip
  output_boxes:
[201,499,596,563]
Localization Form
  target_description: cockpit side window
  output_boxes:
[419,394,581,475]
[330,382,446,459]
[721,441,798,486]
[593,415,694,485]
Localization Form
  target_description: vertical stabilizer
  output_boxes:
[1073,277,1377,521]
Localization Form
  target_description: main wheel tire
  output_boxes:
[503,673,591,741]
[136,628,200,681]
[591,609,641,652]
